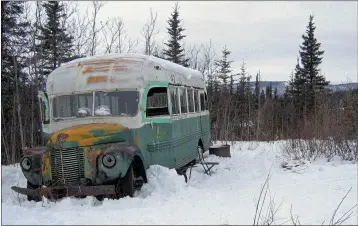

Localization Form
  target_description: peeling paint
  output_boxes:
[83,66,110,74]
[49,123,128,148]
[41,152,51,175]
[112,65,128,72]
[87,76,108,84]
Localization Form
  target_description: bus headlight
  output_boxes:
[102,154,116,168]
[21,157,32,171]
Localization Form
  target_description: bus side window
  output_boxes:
[179,87,188,114]
[204,92,208,110]
[146,87,169,117]
[188,88,194,113]
[170,87,180,115]
[194,90,200,112]
[200,93,205,111]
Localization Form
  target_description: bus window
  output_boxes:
[170,87,180,115]
[194,90,200,112]
[204,92,208,110]
[146,87,169,117]
[179,88,188,114]
[188,89,194,113]
[200,93,205,111]
[95,91,138,116]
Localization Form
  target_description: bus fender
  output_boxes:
[97,143,147,183]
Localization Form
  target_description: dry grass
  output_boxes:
[253,170,357,225]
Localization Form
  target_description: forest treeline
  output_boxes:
[1,1,357,164]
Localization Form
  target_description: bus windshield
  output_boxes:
[53,91,139,119]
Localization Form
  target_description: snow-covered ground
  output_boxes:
[2,141,357,225]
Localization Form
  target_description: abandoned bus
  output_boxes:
[12,53,211,201]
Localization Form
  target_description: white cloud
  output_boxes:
[80,1,357,83]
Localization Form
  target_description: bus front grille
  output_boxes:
[50,148,85,185]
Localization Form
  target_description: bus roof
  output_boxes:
[46,53,205,96]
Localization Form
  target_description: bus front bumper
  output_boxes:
[11,184,116,199]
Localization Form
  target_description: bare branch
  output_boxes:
[329,187,356,226]
[69,4,92,56]
[89,1,107,56]
[141,7,159,55]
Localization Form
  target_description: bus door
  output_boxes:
[198,90,209,150]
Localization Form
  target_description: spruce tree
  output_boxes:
[265,83,273,100]
[36,1,74,88]
[238,61,248,97]
[1,1,30,163]
[1,1,29,94]
[254,71,261,108]
[274,87,278,100]
[215,46,233,92]
[288,57,305,98]
[299,14,329,109]
[260,89,266,104]
[163,3,189,67]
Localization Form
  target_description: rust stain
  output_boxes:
[83,66,110,74]
[112,65,127,72]
[76,57,144,67]
[23,147,42,156]
[87,75,107,84]
[87,150,98,166]
[42,152,51,175]
[82,60,116,66]
[88,170,93,175]
[87,150,103,167]
[83,66,93,74]
[50,123,127,147]
[133,136,139,147]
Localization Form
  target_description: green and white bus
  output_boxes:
[12,53,211,201]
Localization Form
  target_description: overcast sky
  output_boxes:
[81,1,357,84]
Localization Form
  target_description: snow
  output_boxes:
[64,53,203,82]
[64,53,147,66]
[2,141,357,225]
[94,105,111,116]
[77,107,91,116]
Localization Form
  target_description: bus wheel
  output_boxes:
[27,181,42,202]
[121,165,135,197]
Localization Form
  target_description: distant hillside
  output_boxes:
[240,81,358,96]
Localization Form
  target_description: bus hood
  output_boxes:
[48,123,130,149]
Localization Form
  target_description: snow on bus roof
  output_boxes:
[64,53,203,79]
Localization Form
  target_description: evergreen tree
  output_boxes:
[299,14,329,110]
[254,71,261,108]
[1,1,29,95]
[260,89,266,104]
[36,1,74,88]
[1,1,31,163]
[288,57,305,98]
[265,83,273,100]
[273,87,278,100]
[163,3,189,67]
[215,46,233,92]
[238,61,249,96]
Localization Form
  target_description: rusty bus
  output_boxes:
[11,53,211,201]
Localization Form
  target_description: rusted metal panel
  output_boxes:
[49,123,128,148]
[87,75,108,84]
